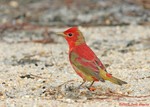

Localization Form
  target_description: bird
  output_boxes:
[57,27,127,90]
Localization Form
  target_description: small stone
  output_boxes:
[9,1,19,8]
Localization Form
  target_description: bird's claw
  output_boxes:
[86,86,96,91]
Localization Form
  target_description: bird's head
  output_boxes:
[57,27,85,49]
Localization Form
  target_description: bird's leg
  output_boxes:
[89,81,94,87]
[87,81,96,91]
[78,80,86,89]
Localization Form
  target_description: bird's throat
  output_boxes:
[68,41,76,51]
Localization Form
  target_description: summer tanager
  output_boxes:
[57,27,127,90]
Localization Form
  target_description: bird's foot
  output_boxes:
[86,86,96,91]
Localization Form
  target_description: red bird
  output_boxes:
[58,27,127,90]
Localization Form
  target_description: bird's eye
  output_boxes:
[68,33,73,37]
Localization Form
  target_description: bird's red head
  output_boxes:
[59,27,85,50]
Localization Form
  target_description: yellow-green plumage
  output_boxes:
[99,69,127,85]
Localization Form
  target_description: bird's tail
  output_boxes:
[107,76,127,85]
[99,69,127,85]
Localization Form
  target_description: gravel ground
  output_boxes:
[0,26,150,107]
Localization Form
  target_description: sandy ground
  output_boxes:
[0,26,150,107]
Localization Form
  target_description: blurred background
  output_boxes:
[0,0,150,27]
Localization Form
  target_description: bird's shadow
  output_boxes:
[41,80,129,102]
[42,80,150,103]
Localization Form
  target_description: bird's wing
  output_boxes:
[70,51,105,81]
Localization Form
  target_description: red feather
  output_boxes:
[60,27,127,86]
[72,43,106,71]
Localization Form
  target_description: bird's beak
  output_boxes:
[56,32,65,37]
